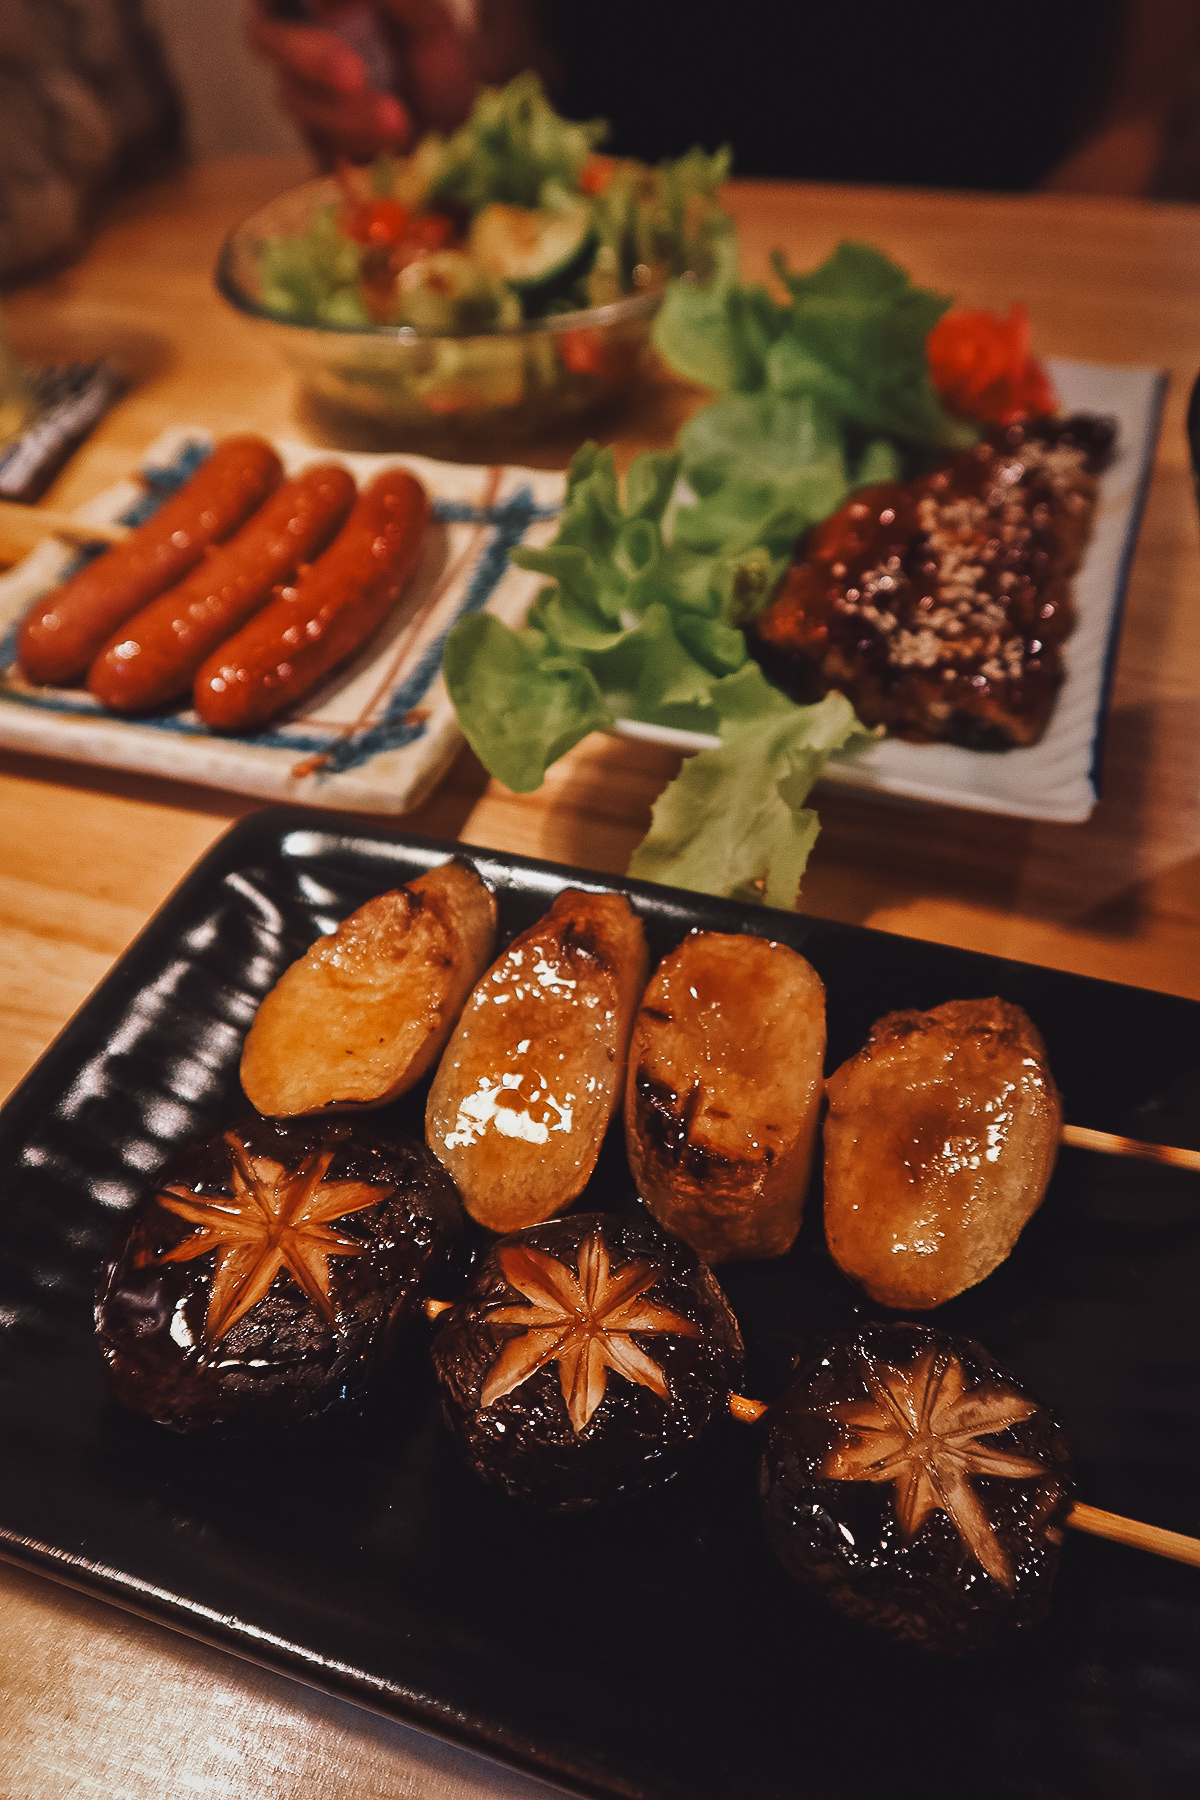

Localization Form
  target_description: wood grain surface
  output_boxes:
[3,154,1200,1797]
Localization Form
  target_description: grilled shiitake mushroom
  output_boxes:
[430,1211,744,1510]
[759,1321,1073,1654]
[97,1115,465,1434]
[824,998,1062,1308]
[426,889,649,1232]
[625,931,826,1262]
[240,859,497,1118]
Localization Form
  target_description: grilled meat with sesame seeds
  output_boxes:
[749,415,1115,749]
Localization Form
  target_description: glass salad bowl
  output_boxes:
[215,176,664,442]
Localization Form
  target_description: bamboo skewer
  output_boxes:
[1060,1122,1200,1173]
[0,499,129,561]
[1066,1502,1200,1569]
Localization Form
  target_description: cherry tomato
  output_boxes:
[340,199,409,247]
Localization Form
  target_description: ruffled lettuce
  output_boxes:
[628,692,864,906]
[431,72,606,211]
[654,241,978,576]
[444,442,872,909]
[444,240,973,910]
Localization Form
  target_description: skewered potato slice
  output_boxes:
[625,931,826,1262]
[425,888,649,1232]
[824,997,1061,1309]
[241,860,497,1117]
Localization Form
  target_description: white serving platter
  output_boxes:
[0,432,566,814]
[0,357,1164,821]
[615,359,1167,822]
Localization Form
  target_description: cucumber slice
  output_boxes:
[394,252,520,333]
[469,202,593,291]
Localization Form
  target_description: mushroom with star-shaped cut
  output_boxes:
[96,1115,465,1434]
[430,1211,744,1510]
[759,1321,1073,1652]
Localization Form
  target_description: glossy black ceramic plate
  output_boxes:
[2,809,1199,1800]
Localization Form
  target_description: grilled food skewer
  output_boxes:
[727,1393,1200,1571]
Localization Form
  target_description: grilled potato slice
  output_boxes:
[625,931,826,1262]
[824,997,1061,1308]
[425,889,649,1231]
[240,860,497,1117]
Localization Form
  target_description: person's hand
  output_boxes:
[246,1,474,164]
[246,2,410,162]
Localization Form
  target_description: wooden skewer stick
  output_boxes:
[1060,1122,1200,1174]
[1067,1502,1200,1570]
[0,499,129,561]
[728,1395,1200,1570]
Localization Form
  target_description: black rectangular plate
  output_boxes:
[2,808,1199,1800]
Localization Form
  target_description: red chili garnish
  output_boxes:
[340,198,409,247]
[927,304,1057,426]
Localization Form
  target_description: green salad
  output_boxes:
[256,74,734,335]
[445,241,983,909]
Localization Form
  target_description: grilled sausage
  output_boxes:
[17,435,283,687]
[193,467,430,734]
[86,464,357,714]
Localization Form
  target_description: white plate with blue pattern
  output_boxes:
[0,429,565,814]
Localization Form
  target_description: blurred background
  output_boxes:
[4,0,1200,287]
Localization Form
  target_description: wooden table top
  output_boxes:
[2,154,1200,1797]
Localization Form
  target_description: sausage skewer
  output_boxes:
[86,463,357,715]
[17,434,284,686]
[194,466,430,735]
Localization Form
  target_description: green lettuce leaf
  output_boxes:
[432,72,606,211]
[442,612,609,792]
[257,204,367,324]
[654,237,977,453]
[444,442,778,777]
[589,146,735,301]
[767,243,973,448]
[628,690,870,907]
[652,236,781,393]
[443,438,876,908]
[674,389,850,561]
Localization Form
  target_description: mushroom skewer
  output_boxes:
[730,1394,1200,1572]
